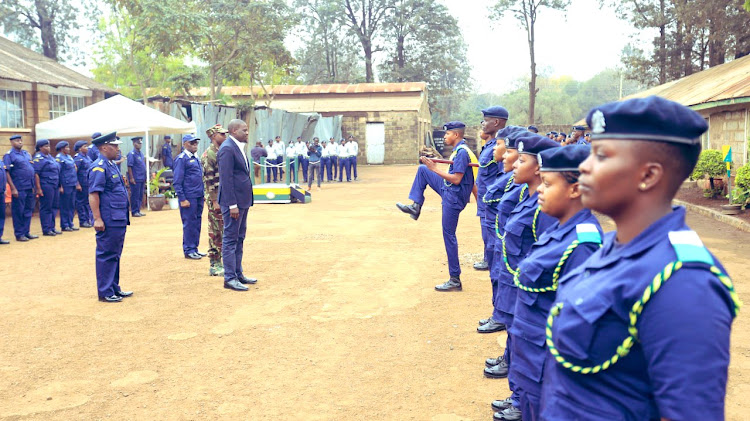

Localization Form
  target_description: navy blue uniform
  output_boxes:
[74,152,93,225]
[56,153,78,229]
[496,191,555,407]
[33,152,61,233]
[3,148,35,239]
[162,142,173,168]
[126,149,147,215]
[483,171,513,313]
[509,210,602,421]
[476,137,501,264]
[89,158,130,298]
[0,160,7,240]
[541,207,736,420]
[408,140,474,277]
[87,145,100,162]
[173,150,205,256]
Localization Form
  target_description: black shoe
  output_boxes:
[477,320,507,334]
[53,229,62,235]
[484,360,509,379]
[81,223,93,228]
[137,212,147,217]
[396,202,422,220]
[25,234,38,240]
[99,295,122,303]
[43,231,57,236]
[224,279,249,291]
[473,261,489,270]
[491,398,514,412]
[494,405,522,421]
[479,318,491,326]
[115,290,133,298]
[16,236,29,242]
[185,252,202,259]
[486,355,505,368]
[62,227,74,232]
[0,239,9,245]
[435,277,462,292]
[196,251,207,257]
[237,275,258,285]
[132,213,143,217]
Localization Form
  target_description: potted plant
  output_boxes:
[148,167,168,211]
[165,188,179,209]
[691,150,726,198]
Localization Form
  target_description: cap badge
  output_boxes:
[591,110,606,134]
[537,154,543,167]
[518,141,524,153]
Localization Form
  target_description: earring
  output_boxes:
[640,182,647,190]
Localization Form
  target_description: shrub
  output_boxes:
[691,149,726,180]
[736,164,750,190]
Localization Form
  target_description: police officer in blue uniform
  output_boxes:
[89,132,133,303]
[127,137,147,217]
[55,141,80,231]
[0,156,9,244]
[173,134,206,259]
[485,133,559,415]
[3,134,38,241]
[474,106,508,272]
[32,139,62,236]
[162,135,174,168]
[479,127,530,334]
[74,141,94,228]
[87,132,101,161]
[396,121,475,291]
[540,96,739,420]
[572,125,588,145]
[496,145,602,421]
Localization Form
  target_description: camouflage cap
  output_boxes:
[206,124,229,137]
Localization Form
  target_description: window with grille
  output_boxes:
[49,94,85,120]
[0,90,25,128]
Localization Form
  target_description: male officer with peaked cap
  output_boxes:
[3,134,38,241]
[173,134,206,259]
[88,132,133,302]
[127,137,147,217]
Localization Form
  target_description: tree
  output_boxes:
[0,0,93,62]
[491,0,571,125]
[342,0,394,82]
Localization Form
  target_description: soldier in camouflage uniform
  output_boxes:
[202,124,229,276]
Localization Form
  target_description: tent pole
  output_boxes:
[146,129,151,211]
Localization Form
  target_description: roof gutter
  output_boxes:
[689,96,750,111]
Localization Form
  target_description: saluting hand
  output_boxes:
[94,218,105,232]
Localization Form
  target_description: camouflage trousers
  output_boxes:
[206,199,224,263]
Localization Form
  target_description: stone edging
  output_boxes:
[674,199,750,233]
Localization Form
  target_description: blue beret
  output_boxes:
[550,131,558,135]
[559,133,567,138]
[182,134,198,143]
[35,139,49,149]
[9,134,21,141]
[527,125,538,133]
[482,106,509,119]
[55,141,69,150]
[517,133,560,155]
[497,126,528,149]
[573,125,586,131]
[586,96,708,145]
[132,136,143,142]
[74,140,87,151]
[92,132,122,146]
[539,145,590,172]
[443,121,466,131]
[165,135,172,140]
[91,132,102,139]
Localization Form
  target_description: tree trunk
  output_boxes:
[527,2,536,125]
[37,6,58,60]
[658,0,667,84]
[210,66,217,101]
[396,35,405,75]
[363,40,374,83]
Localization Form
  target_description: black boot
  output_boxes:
[435,276,462,292]
[396,202,421,220]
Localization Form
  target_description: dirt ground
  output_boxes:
[1,165,749,420]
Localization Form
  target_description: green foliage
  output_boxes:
[691,149,726,180]
[164,188,176,199]
[736,164,750,189]
[149,167,168,196]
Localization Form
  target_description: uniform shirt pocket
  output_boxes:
[109,200,128,221]
[504,222,526,256]
[553,293,614,362]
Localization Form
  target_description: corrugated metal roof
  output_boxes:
[622,54,750,106]
[190,82,427,97]
[0,36,116,92]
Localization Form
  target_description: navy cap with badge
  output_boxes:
[498,126,529,149]
[35,139,49,150]
[74,140,87,151]
[482,106,509,120]
[550,131,558,136]
[586,95,708,144]
[573,125,586,132]
[516,133,560,155]
[527,125,539,133]
[182,134,198,143]
[132,136,143,143]
[55,141,69,151]
[92,132,122,146]
[443,121,466,131]
[539,145,590,172]
[10,134,21,141]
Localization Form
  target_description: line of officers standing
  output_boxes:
[255,135,360,184]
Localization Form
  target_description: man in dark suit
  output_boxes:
[218,119,258,291]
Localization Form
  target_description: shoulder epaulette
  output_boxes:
[668,230,714,265]
[576,223,602,244]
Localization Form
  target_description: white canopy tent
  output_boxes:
[35,95,197,210]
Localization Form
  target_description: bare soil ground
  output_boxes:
[0,165,749,420]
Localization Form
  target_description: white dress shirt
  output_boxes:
[264,145,277,160]
[273,141,285,156]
